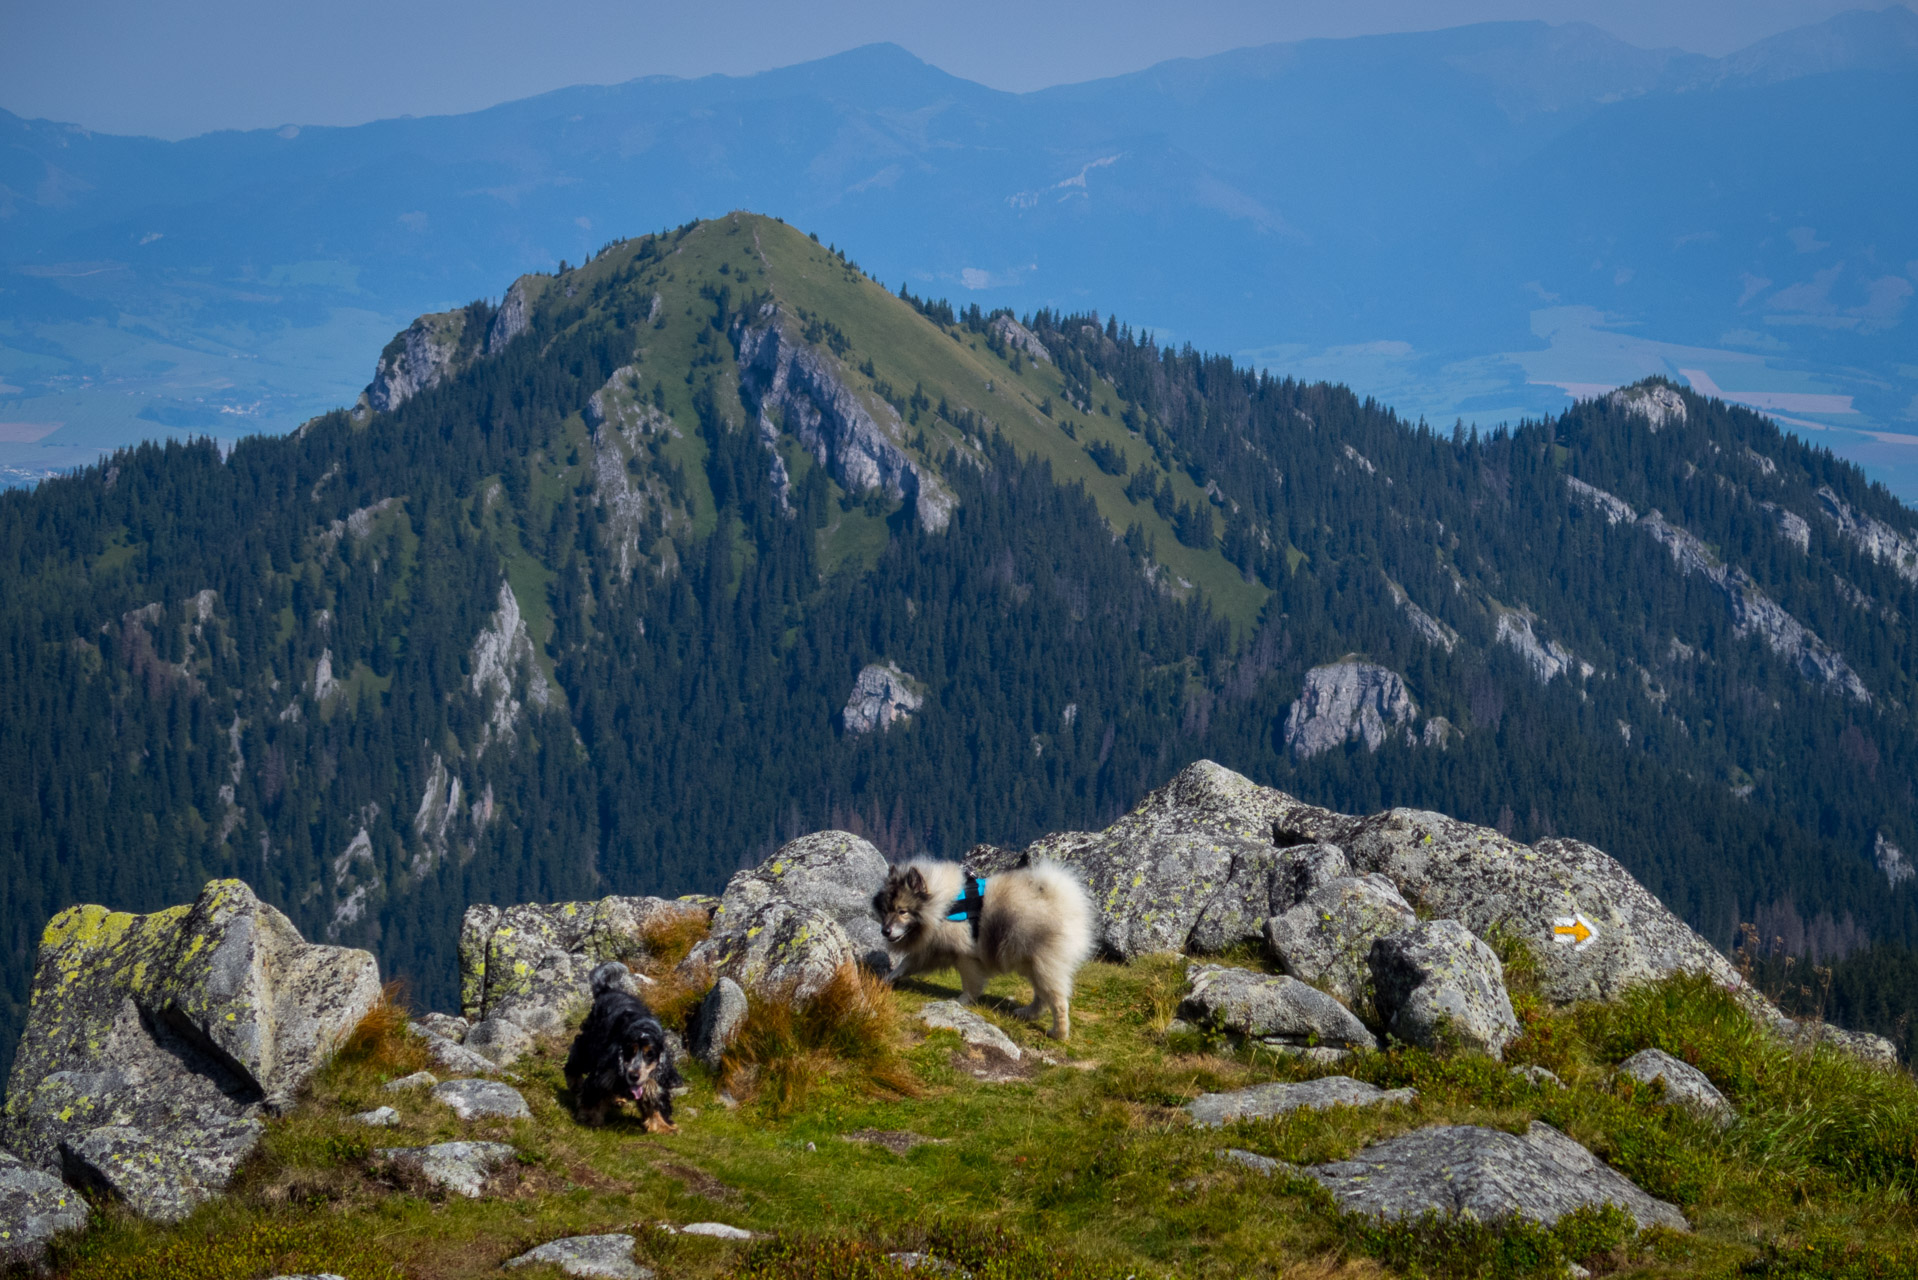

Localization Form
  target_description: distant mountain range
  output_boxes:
[3,6,1916,495]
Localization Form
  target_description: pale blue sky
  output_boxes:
[0,0,1899,139]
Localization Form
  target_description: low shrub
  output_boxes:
[1340,1203,1640,1280]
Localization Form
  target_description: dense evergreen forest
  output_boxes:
[3,213,1915,1082]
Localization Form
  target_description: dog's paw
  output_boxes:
[643,1113,679,1134]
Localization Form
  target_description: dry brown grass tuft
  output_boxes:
[722,965,920,1112]
[639,905,712,971]
[331,982,430,1077]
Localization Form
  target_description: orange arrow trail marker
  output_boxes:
[1552,913,1598,952]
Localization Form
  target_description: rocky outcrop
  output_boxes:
[459,895,705,1049]
[469,581,553,747]
[366,312,468,413]
[1282,663,1420,760]
[1370,920,1520,1058]
[842,662,924,734]
[989,315,1052,365]
[735,312,955,531]
[1185,1076,1414,1127]
[1876,833,1914,888]
[485,277,535,355]
[1179,963,1377,1050]
[1764,503,1812,552]
[1608,383,1687,431]
[973,762,1334,960]
[1638,511,1869,703]
[682,900,858,1002]
[1615,1049,1734,1125]
[1565,475,1638,526]
[0,1150,88,1266]
[1263,875,1416,1005]
[3,880,381,1221]
[1296,1121,1688,1231]
[1386,580,1459,652]
[1817,485,1918,584]
[1495,612,1586,684]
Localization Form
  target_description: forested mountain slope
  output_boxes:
[3,213,1915,1082]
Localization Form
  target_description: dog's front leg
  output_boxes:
[955,957,988,1004]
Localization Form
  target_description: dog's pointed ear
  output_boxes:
[905,867,926,894]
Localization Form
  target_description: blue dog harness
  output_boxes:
[945,875,988,938]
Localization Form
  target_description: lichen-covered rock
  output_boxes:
[1340,808,1745,1005]
[1615,1049,1734,1125]
[2,880,380,1221]
[692,977,748,1069]
[1263,874,1416,1005]
[842,663,925,734]
[431,1079,531,1121]
[376,1141,515,1198]
[918,1001,1022,1060]
[684,900,857,1001]
[415,1012,468,1042]
[1283,662,1419,760]
[685,830,892,978]
[1180,964,1376,1050]
[505,1233,653,1279]
[1370,920,1519,1058]
[1269,843,1353,913]
[459,894,702,1030]
[0,1149,88,1266]
[462,1016,534,1067]
[1185,1076,1415,1127]
[1297,1121,1688,1232]
[977,761,1345,960]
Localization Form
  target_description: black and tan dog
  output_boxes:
[564,962,682,1131]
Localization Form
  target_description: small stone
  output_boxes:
[1185,1076,1416,1128]
[385,1070,439,1092]
[1615,1049,1734,1125]
[432,1079,531,1121]
[0,1149,89,1267]
[352,1106,401,1126]
[680,1222,754,1240]
[415,1012,469,1043]
[1510,1064,1565,1089]
[376,1141,515,1198]
[504,1233,653,1279]
[1218,1148,1286,1175]
[804,1141,816,1152]
[716,1092,739,1111]
[419,1028,503,1077]
[918,1001,1021,1060]
[693,978,748,1070]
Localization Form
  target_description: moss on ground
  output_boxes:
[29,958,1918,1280]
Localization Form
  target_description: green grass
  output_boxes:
[35,956,1918,1280]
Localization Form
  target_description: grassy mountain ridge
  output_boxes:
[3,212,1916,1087]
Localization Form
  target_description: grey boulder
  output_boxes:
[1186,1076,1415,1127]
[2,879,381,1221]
[504,1233,653,1279]
[1296,1121,1688,1232]
[682,899,859,1002]
[686,830,893,977]
[460,895,704,1035]
[1615,1049,1734,1126]
[463,1016,536,1068]
[0,1149,88,1266]
[1180,964,1376,1050]
[1370,920,1520,1058]
[691,977,749,1069]
[1263,874,1417,1005]
[377,1141,516,1198]
[432,1079,531,1121]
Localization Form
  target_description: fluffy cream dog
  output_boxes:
[872,859,1094,1039]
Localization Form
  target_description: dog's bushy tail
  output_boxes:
[589,960,636,998]
[1024,860,1096,971]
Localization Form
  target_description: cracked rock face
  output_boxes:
[1608,384,1687,431]
[1300,1120,1688,1231]
[1180,964,1378,1050]
[1370,919,1520,1058]
[1283,662,1419,760]
[365,313,465,413]
[3,879,381,1221]
[1263,874,1417,1005]
[1185,1076,1414,1127]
